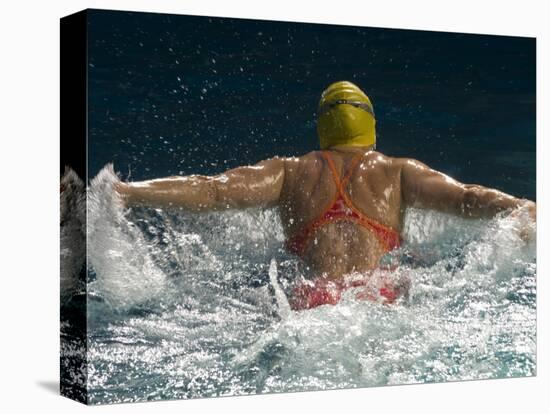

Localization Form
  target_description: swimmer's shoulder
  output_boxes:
[384,154,430,172]
[275,151,325,185]
[359,150,397,171]
[361,152,429,181]
[280,151,322,170]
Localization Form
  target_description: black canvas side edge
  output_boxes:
[60,9,88,405]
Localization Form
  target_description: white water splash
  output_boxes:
[83,165,536,404]
[87,165,167,310]
[60,167,86,303]
[269,258,292,319]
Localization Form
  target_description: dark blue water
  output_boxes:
[87,9,535,200]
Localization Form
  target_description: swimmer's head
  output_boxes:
[317,81,376,150]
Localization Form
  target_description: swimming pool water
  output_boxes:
[61,167,536,404]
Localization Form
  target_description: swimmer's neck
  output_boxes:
[327,144,376,154]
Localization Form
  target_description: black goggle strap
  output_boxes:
[318,99,375,118]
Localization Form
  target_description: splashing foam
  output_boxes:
[88,165,167,310]
[85,164,536,403]
[60,167,86,303]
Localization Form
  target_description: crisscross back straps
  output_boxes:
[321,151,364,197]
[321,151,402,252]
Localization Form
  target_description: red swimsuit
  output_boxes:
[286,151,404,310]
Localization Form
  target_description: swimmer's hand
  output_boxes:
[508,201,536,242]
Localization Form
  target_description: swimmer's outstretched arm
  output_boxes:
[399,158,536,220]
[115,157,286,211]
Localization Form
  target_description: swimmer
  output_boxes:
[116,81,536,309]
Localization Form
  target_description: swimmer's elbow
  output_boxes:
[459,184,523,218]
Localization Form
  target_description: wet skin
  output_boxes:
[117,145,535,281]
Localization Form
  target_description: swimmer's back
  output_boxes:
[279,149,404,278]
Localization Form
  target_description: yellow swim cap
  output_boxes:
[317,81,376,150]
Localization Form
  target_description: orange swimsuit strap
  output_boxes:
[286,151,401,256]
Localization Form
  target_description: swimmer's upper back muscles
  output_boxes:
[116,80,536,310]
